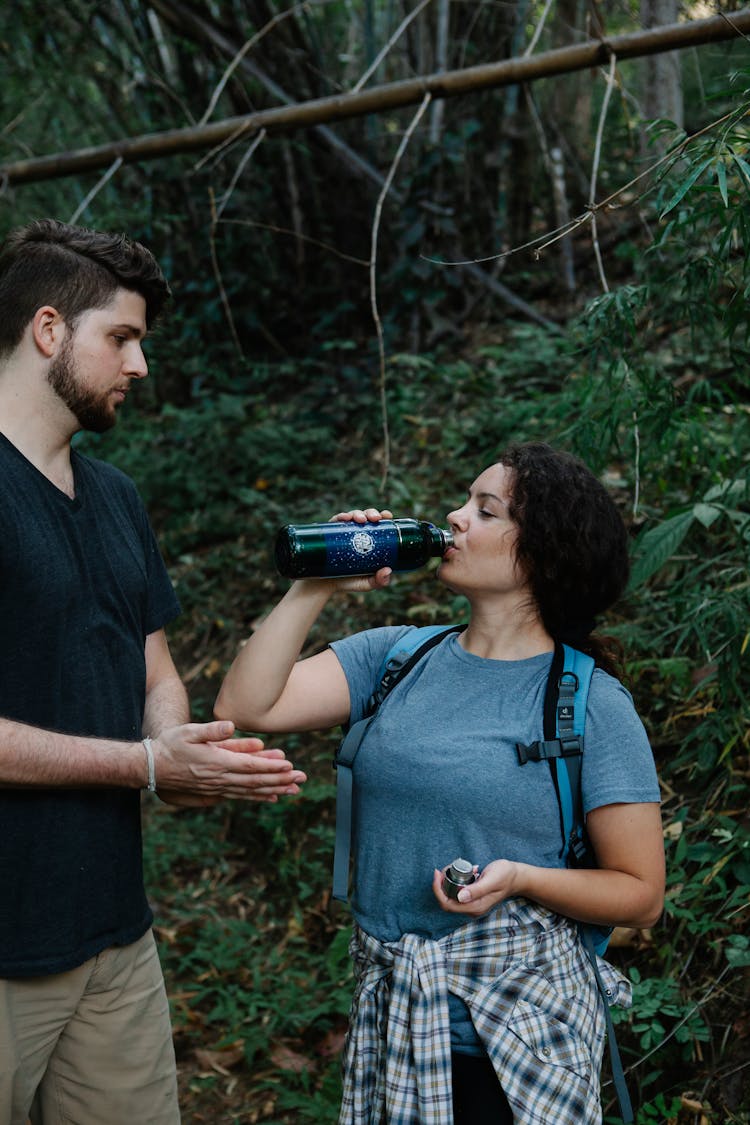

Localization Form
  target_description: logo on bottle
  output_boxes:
[351,531,376,557]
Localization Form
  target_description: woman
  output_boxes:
[215,442,665,1125]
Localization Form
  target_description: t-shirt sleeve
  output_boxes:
[582,670,661,814]
[141,514,181,635]
[127,485,181,635]
[330,624,414,722]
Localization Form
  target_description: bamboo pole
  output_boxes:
[1,9,748,187]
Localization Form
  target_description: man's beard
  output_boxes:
[47,337,117,434]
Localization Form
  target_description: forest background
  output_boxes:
[1,0,749,1122]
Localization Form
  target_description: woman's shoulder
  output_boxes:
[330,623,416,668]
[589,666,637,710]
[587,666,652,754]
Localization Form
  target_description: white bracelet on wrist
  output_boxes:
[142,737,157,793]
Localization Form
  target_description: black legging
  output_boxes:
[451,1051,514,1124]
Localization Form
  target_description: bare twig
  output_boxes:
[215,129,267,220]
[352,0,434,94]
[589,52,642,517]
[218,218,369,267]
[200,2,325,126]
[719,8,750,42]
[68,157,123,224]
[589,52,618,294]
[524,88,575,291]
[193,120,259,174]
[208,188,243,358]
[426,99,744,268]
[151,0,395,197]
[524,0,556,57]
[370,93,433,491]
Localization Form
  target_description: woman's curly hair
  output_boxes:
[499,442,630,675]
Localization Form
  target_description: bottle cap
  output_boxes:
[447,857,474,882]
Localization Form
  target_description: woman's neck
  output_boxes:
[459,603,553,661]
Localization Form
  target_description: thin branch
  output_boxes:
[2,96,46,140]
[68,157,123,224]
[193,120,259,174]
[215,129,267,220]
[719,8,750,42]
[589,52,640,513]
[352,0,434,93]
[208,188,243,358]
[589,52,618,294]
[151,0,395,197]
[523,87,575,291]
[523,0,555,57]
[425,99,744,268]
[218,218,369,266]
[370,93,433,491]
[199,2,323,127]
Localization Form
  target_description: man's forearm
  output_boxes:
[0,717,145,788]
[142,671,190,737]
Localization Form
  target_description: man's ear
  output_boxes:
[31,306,66,358]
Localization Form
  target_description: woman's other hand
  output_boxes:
[432,860,520,917]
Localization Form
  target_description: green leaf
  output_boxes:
[726,935,750,968]
[659,157,713,218]
[732,152,750,193]
[704,478,748,505]
[692,502,722,529]
[716,161,729,207]
[629,510,695,590]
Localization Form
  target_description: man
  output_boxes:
[0,219,306,1124]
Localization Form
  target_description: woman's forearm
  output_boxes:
[214,579,337,730]
[513,862,663,929]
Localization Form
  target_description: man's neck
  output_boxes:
[0,381,76,497]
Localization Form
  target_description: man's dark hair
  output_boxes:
[0,219,171,357]
[499,441,630,674]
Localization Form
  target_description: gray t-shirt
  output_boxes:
[331,625,661,944]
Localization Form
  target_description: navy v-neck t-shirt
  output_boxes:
[0,434,180,976]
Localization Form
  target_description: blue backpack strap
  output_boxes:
[554,644,595,868]
[546,646,632,1123]
[332,624,464,902]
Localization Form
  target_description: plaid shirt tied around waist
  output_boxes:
[339,900,631,1125]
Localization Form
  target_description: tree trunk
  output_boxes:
[641,0,684,148]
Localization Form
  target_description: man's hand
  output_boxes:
[150,720,307,805]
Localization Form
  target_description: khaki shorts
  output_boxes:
[0,929,180,1125]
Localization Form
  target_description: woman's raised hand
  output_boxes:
[321,507,394,592]
[329,507,394,524]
